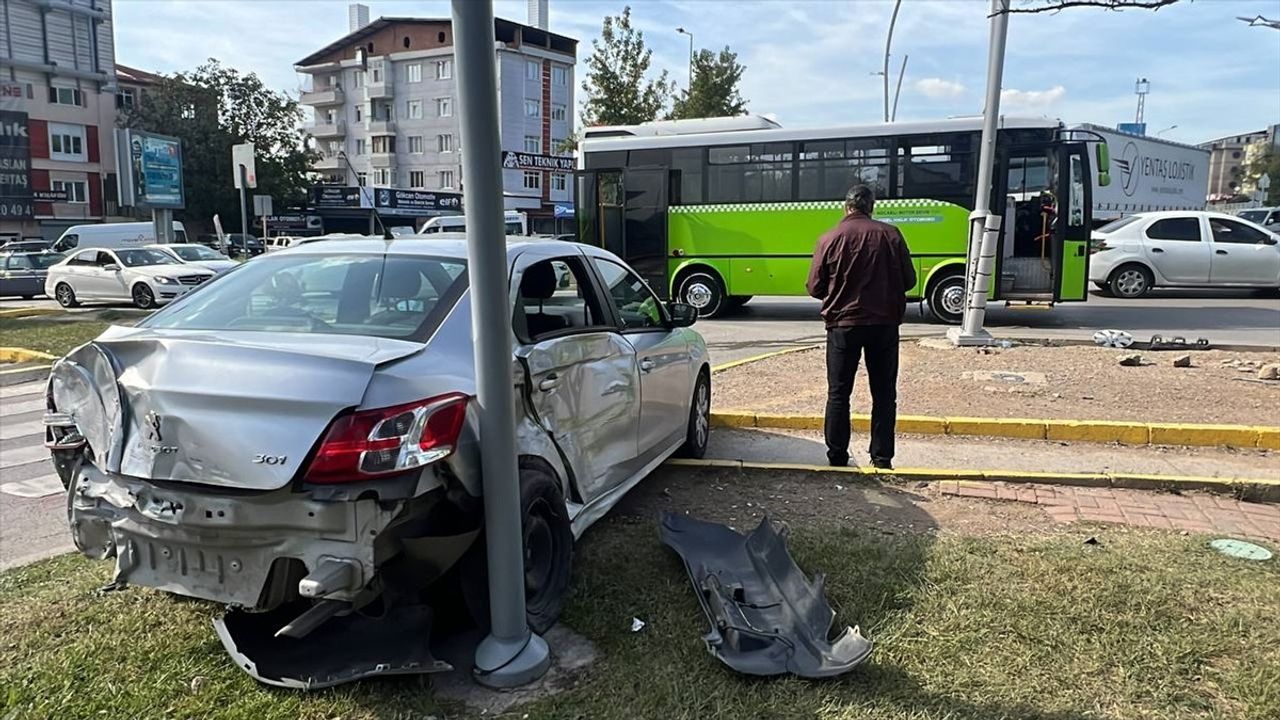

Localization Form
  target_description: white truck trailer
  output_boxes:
[1073,123,1210,224]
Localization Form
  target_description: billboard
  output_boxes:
[501,151,574,172]
[0,110,33,220]
[116,128,185,209]
[373,187,462,216]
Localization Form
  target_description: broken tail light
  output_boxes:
[303,393,469,484]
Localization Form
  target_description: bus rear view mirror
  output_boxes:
[1095,144,1111,187]
[1098,171,1111,188]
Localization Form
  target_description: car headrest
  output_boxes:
[520,262,558,301]
[381,264,423,298]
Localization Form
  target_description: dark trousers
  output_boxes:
[824,324,900,465]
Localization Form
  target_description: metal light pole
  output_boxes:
[451,0,551,688]
[882,0,903,123]
[891,53,908,122]
[948,0,1009,346]
[1156,124,1177,137]
[676,27,694,92]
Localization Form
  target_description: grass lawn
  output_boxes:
[2,519,1277,720]
[0,316,113,356]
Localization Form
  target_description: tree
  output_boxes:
[669,47,748,120]
[121,59,315,232]
[1003,0,1180,13]
[579,6,674,126]
[1246,148,1280,205]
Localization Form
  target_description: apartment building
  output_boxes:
[0,0,121,242]
[295,12,576,232]
[1199,128,1272,201]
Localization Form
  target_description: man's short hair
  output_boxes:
[846,185,875,215]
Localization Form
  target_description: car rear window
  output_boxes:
[1096,216,1141,233]
[144,253,468,341]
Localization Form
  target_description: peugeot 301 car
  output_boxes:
[44,236,710,685]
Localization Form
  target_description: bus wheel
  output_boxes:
[727,295,752,311]
[927,274,966,325]
[677,271,726,318]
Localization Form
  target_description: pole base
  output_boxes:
[473,631,551,689]
[946,326,997,347]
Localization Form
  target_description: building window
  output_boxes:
[406,63,422,83]
[551,103,567,122]
[436,97,452,117]
[49,123,86,161]
[372,136,395,154]
[524,99,540,118]
[438,134,454,152]
[51,180,88,203]
[353,70,366,88]
[116,88,136,110]
[551,173,567,192]
[355,139,366,155]
[409,136,424,153]
[435,59,453,80]
[526,60,541,81]
[439,170,455,188]
[374,168,391,185]
[524,135,541,154]
[409,170,425,188]
[356,172,368,186]
[406,99,423,119]
[522,171,541,190]
[49,86,83,106]
[552,65,569,86]
[354,105,362,122]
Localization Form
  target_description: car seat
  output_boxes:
[521,262,571,338]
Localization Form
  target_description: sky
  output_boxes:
[113,0,1280,146]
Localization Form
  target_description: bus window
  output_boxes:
[707,143,793,203]
[671,147,704,203]
[1068,154,1085,229]
[897,133,975,204]
[1007,154,1052,197]
[798,138,890,200]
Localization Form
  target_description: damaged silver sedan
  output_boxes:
[45,237,710,687]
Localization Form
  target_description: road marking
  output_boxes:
[0,381,45,399]
[0,398,43,415]
[0,474,63,498]
[0,444,50,469]
[0,419,42,441]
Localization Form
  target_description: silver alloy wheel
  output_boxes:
[694,378,710,448]
[1113,268,1148,298]
[55,283,74,307]
[940,283,966,316]
[685,282,714,309]
[132,284,155,309]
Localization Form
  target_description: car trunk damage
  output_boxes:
[659,512,874,678]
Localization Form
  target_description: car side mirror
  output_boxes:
[1263,236,1279,246]
[103,263,121,272]
[668,302,698,327]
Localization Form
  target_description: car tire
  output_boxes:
[927,273,966,325]
[132,284,157,309]
[460,462,573,634]
[676,370,711,459]
[677,271,726,318]
[1107,264,1153,299]
[54,282,79,308]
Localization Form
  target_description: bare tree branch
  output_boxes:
[998,0,1182,15]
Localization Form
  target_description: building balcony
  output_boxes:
[309,120,347,138]
[366,119,396,135]
[314,154,345,171]
[300,86,345,106]
[369,153,396,169]
[365,82,394,100]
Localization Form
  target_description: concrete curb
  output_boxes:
[711,411,1280,451]
[711,344,822,373]
[0,363,51,387]
[0,307,59,320]
[665,458,1280,503]
[0,347,57,363]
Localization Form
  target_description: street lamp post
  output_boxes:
[1156,124,1178,137]
[676,27,694,92]
[883,0,903,123]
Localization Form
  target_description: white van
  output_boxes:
[420,211,526,236]
[49,222,188,255]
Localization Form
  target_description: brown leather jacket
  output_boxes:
[806,211,917,328]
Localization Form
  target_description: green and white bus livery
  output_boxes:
[578,115,1109,322]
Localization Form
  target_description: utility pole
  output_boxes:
[883,0,903,123]
[676,27,694,92]
[891,53,908,122]
[948,0,1009,346]
[451,0,551,689]
[237,164,249,238]
[1134,77,1149,125]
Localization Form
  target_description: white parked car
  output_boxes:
[1237,207,1279,228]
[1089,211,1280,298]
[46,247,216,309]
[147,243,237,273]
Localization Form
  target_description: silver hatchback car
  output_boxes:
[45,237,710,640]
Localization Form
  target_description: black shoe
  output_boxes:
[828,454,849,468]
[871,458,893,470]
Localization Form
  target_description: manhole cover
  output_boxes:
[1209,538,1273,561]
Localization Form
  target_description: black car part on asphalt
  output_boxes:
[658,512,873,678]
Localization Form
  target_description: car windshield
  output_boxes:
[1237,210,1267,224]
[1097,216,1142,234]
[117,249,181,267]
[171,245,225,261]
[145,253,468,341]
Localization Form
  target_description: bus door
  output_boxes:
[994,143,1062,300]
[1055,143,1092,302]
[620,168,670,296]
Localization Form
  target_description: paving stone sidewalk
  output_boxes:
[938,481,1280,541]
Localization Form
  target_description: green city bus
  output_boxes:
[578,115,1109,322]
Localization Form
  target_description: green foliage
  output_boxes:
[120,59,315,234]
[1246,147,1280,205]
[670,47,748,120]
[580,6,674,126]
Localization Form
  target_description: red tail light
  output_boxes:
[303,393,469,484]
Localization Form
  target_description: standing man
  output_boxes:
[806,185,916,469]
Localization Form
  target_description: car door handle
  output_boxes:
[1215,249,1228,255]
[538,374,560,392]
[1151,247,1164,253]
[639,359,655,373]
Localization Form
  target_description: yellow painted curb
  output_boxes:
[0,347,57,363]
[0,307,59,319]
[713,411,1280,450]
[711,344,820,373]
[664,458,1280,502]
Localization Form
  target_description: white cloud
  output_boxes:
[914,78,966,99]
[1000,85,1068,109]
